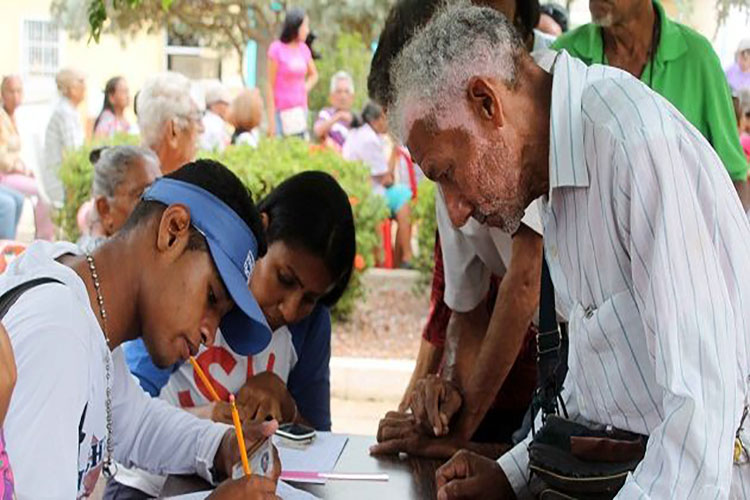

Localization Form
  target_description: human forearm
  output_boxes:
[454,228,542,440]
[313,116,337,140]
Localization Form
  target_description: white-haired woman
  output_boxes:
[313,71,357,151]
[77,145,161,253]
[136,72,204,174]
[42,68,86,208]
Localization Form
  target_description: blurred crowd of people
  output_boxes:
[0,6,423,268]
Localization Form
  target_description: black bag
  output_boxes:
[527,257,646,499]
[0,277,63,319]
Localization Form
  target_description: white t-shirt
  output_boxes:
[116,327,300,496]
[161,327,298,407]
[234,129,260,149]
[1,241,230,499]
[436,188,544,312]
[342,123,389,197]
[200,110,230,152]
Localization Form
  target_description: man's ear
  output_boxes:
[94,196,112,233]
[155,204,192,258]
[166,118,180,149]
[467,76,504,128]
[261,212,270,232]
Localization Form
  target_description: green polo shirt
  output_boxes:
[552,1,748,181]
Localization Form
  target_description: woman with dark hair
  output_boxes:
[265,7,319,138]
[110,171,356,497]
[94,76,131,138]
[343,101,413,268]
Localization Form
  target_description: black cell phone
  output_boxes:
[275,422,316,441]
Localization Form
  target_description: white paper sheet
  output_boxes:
[275,432,348,484]
[164,480,319,499]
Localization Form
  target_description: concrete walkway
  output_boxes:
[329,356,414,435]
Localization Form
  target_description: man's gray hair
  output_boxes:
[137,72,196,149]
[92,145,158,199]
[330,71,354,94]
[390,2,524,139]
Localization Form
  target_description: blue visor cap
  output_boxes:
[142,178,271,355]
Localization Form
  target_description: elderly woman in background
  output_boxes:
[42,68,86,208]
[77,145,161,252]
[200,81,232,152]
[0,75,55,240]
[94,76,131,138]
[230,88,264,148]
[314,71,357,151]
[136,72,203,174]
[727,38,750,94]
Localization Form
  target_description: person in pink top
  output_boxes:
[94,76,131,139]
[266,8,318,138]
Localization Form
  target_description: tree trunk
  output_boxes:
[256,36,271,90]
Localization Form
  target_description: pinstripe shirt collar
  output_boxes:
[548,50,590,190]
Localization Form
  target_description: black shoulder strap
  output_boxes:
[0,277,63,320]
[532,252,569,432]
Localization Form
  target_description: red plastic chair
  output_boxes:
[379,220,394,269]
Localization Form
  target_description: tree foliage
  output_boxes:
[714,0,750,26]
[308,32,374,115]
[52,0,392,85]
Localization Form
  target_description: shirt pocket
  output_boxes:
[568,290,658,431]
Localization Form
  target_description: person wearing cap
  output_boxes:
[727,38,750,94]
[552,0,749,206]
[201,81,232,152]
[106,171,357,497]
[1,159,279,499]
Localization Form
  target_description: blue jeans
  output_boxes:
[0,186,24,239]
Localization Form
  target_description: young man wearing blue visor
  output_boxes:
[0,160,279,499]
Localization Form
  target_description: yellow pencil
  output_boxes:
[230,394,252,476]
[189,356,221,403]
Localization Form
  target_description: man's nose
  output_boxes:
[200,312,221,346]
[443,186,473,228]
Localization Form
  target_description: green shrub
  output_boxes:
[412,180,436,286]
[58,136,389,321]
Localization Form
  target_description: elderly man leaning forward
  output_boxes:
[137,72,205,174]
[553,0,749,208]
[369,0,557,463]
[386,4,750,499]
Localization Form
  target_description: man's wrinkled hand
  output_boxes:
[410,375,462,436]
[435,449,513,500]
[370,411,462,459]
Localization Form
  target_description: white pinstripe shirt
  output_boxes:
[498,51,750,498]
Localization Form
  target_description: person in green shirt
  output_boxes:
[553,0,749,206]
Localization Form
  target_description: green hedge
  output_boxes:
[58,137,389,320]
[412,180,437,286]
